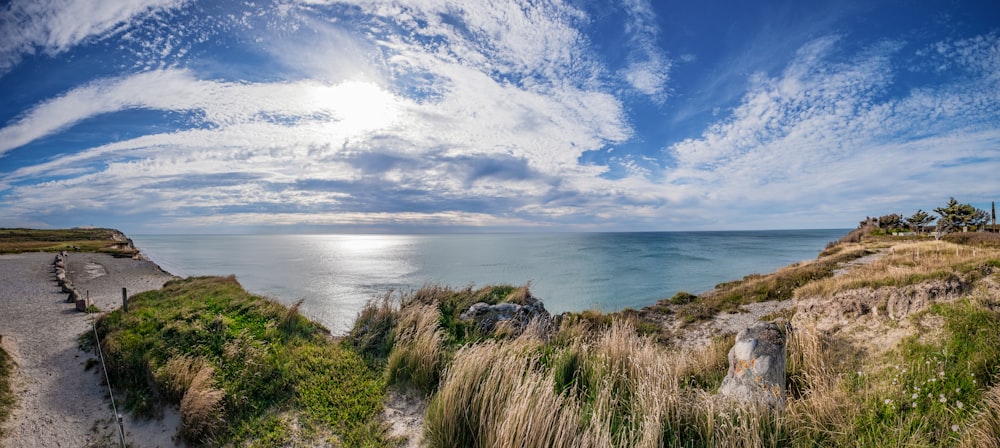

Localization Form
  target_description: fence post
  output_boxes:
[122,288,128,312]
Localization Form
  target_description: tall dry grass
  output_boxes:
[387,303,445,394]
[179,365,225,444]
[154,355,206,402]
[783,329,861,444]
[424,320,795,448]
[960,383,1000,448]
[798,240,1000,298]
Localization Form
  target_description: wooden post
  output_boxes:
[122,288,128,312]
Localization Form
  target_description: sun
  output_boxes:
[309,80,401,136]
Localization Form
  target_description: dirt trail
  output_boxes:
[0,252,177,447]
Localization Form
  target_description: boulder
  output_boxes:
[718,322,787,408]
[67,288,84,304]
[60,280,74,293]
[459,296,550,336]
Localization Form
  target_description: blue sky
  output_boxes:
[0,0,998,233]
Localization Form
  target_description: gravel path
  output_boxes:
[0,252,177,447]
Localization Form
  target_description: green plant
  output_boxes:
[94,276,389,446]
[0,342,15,438]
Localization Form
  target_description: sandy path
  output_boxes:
[0,252,178,447]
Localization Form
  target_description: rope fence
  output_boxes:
[92,316,127,448]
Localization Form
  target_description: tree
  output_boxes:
[934,197,978,232]
[971,208,991,231]
[877,213,903,231]
[905,209,935,234]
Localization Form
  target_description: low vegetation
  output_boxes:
[0,227,138,256]
[666,246,870,323]
[0,340,14,438]
[91,276,388,446]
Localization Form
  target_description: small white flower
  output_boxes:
[951,424,959,432]
[940,396,947,403]
[956,388,961,393]
[939,371,945,377]
[957,401,964,409]
[915,386,921,392]
[911,402,917,408]
[911,393,919,400]
[884,399,892,405]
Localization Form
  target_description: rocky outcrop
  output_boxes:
[459,296,551,336]
[796,275,970,330]
[718,322,788,409]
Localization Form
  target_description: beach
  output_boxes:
[0,251,176,447]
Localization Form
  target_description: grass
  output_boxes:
[92,275,389,446]
[797,240,1000,298]
[670,246,870,323]
[0,340,14,439]
[0,227,138,256]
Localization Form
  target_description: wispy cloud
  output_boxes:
[666,33,1000,227]
[619,0,671,101]
[0,0,186,76]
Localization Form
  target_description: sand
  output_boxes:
[0,252,178,447]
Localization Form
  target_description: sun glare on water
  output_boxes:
[309,81,401,136]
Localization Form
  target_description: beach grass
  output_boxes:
[0,341,14,438]
[0,227,137,255]
[92,275,389,446]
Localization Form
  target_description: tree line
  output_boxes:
[872,197,997,235]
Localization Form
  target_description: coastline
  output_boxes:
[0,250,177,446]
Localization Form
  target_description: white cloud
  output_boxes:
[664,34,1000,228]
[0,0,187,76]
[619,0,671,100]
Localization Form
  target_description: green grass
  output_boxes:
[0,340,15,438]
[0,227,137,256]
[831,299,1000,446]
[92,276,389,446]
[672,248,870,323]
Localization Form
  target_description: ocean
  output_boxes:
[132,230,847,333]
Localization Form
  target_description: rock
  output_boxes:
[718,322,787,408]
[459,296,551,336]
[75,299,88,312]
[67,288,82,303]
[60,280,74,293]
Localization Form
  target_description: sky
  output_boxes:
[0,0,998,233]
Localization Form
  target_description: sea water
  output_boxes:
[132,230,847,333]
